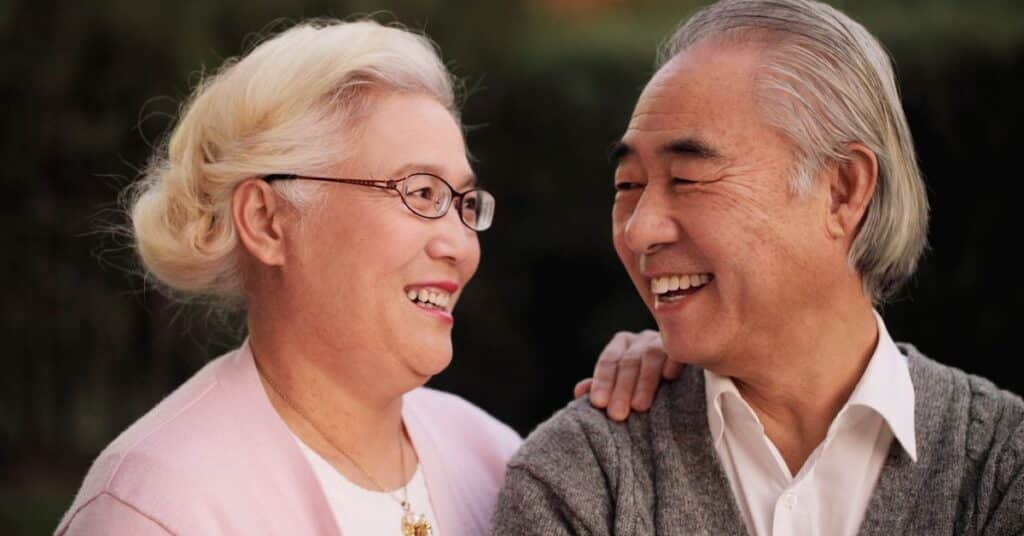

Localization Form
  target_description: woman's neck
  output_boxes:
[248,327,418,491]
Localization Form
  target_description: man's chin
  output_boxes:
[663,338,719,369]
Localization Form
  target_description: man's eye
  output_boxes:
[614,182,643,192]
[673,177,698,185]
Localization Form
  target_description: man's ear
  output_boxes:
[232,178,289,267]
[826,142,878,240]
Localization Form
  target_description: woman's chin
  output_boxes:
[408,346,454,379]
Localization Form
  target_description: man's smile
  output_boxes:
[649,272,714,307]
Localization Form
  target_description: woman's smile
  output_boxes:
[404,281,458,324]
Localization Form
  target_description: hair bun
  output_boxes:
[130,161,241,299]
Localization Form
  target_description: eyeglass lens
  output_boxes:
[460,190,495,230]
[399,174,494,231]
[400,174,451,217]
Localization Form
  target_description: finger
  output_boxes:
[590,332,632,407]
[631,347,667,412]
[590,360,618,407]
[607,352,642,421]
[663,359,684,380]
[639,328,660,339]
[635,329,660,347]
[574,378,593,399]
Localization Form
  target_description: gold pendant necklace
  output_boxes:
[254,357,432,535]
[401,500,432,536]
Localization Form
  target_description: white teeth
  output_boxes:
[406,287,453,309]
[649,273,712,296]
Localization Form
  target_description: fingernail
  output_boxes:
[632,392,649,408]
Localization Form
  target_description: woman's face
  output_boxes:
[284,91,480,383]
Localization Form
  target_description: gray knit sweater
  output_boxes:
[491,345,1024,535]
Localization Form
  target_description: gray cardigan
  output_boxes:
[491,345,1024,535]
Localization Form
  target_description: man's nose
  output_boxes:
[623,190,680,255]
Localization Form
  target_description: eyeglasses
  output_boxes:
[262,172,495,231]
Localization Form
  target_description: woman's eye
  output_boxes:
[411,187,435,199]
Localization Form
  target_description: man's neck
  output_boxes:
[725,303,879,476]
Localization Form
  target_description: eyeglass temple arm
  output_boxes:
[261,174,399,190]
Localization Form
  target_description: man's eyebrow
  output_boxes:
[608,137,721,166]
[660,137,721,160]
[608,141,632,165]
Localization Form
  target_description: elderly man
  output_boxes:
[491,0,1024,534]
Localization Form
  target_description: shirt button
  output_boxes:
[781,492,797,509]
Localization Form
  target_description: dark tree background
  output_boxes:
[2,0,1022,533]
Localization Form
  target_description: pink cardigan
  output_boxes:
[56,342,523,535]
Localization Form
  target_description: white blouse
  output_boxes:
[292,433,441,536]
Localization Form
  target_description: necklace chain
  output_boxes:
[253,357,410,509]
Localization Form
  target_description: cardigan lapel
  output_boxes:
[218,341,342,535]
[857,346,953,536]
[403,398,476,536]
[663,369,750,535]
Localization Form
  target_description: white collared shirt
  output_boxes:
[705,313,916,536]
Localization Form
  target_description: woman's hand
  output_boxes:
[574,330,683,422]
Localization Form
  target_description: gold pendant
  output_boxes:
[401,512,432,536]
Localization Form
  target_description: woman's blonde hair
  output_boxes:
[660,0,930,303]
[129,19,456,304]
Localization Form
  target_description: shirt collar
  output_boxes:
[845,311,917,461]
[702,311,917,461]
[705,367,744,448]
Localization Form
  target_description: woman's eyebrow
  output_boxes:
[392,162,477,189]
[454,174,478,191]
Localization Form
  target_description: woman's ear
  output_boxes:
[826,142,878,240]
[232,178,289,267]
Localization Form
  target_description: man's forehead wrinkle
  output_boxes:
[630,109,691,122]
[627,115,693,134]
[627,109,708,133]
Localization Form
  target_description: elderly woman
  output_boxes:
[56,19,675,536]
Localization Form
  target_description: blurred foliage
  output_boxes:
[2,0,1023,533]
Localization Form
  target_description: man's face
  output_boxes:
[612,41,840,372]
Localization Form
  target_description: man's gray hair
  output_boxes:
[660,0,929,303]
